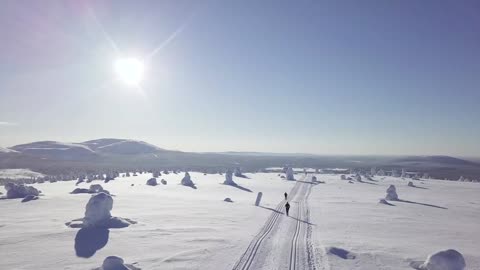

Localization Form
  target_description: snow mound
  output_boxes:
[181,172,195,188]
[379,199,394,206]
[4,183,41,199]
[386,185,399,201]
[411,249,466,270]
[224,198,233,203]
[66,192,135,229]
[21,195,39,203]
[71,184,109,195]
[90,184,106,193]
[146,178,158,186]
[71,188,90,194]
[223,169,236,185]
[326,246,356,260]
[94,256,141,270]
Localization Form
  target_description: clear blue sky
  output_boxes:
[0,0,479,156]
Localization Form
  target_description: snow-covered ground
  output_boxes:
[310,174,480,270]
[0,172,295,269]
[0,168,45,180]
[0,172,479,269]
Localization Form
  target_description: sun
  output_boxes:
[114,57,145,86]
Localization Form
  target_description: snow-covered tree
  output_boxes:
[83,192,113,227]
[234,167,243,177]
[385,185,398,201]
[224,169,236,185]
[286,167,294,180]
[181,172,195,187]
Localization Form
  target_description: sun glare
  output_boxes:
[114,57,145,86]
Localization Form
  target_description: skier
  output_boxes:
[284,192,288,200]
[285,201,290,216]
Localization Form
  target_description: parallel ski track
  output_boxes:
[232,176,305,270]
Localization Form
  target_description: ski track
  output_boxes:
[233,175,318,270]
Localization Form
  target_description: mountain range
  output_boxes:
[1,138,479,179]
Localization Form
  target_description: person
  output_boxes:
[284,192,288,200]
[285,202,290,216]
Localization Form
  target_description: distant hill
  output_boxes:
[0,147,17,153]
[1,139,479,179]
[10,141,96,160]
[389,155,480,167]
[81,138,171,155]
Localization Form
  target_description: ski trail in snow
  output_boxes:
[233,175,318,270]
[289,200,302,270]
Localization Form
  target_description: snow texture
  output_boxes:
[2,172,479,269]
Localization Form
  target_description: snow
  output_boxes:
[0,172,479,269]
[385,184,399,200]
[411,249,466,270]
[0,172,295,269]
[4,182,41,199]
[223,169,236,185]
[0,147,17,153]
[94,256,140,270]
[180,172,195,187]
[286,167,295,180]
[84,193,114,227]
[309,174,480,269]
[0,168,45,180]
[146,178,158,186]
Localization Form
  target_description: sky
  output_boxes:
[0,0,479,156]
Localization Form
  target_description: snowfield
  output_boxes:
[0,172,479,269]
[0,168,45,180]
